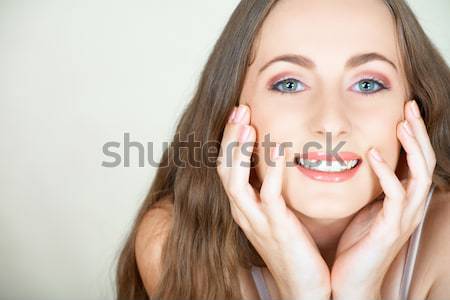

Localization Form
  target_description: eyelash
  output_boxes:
[270,76,389,96]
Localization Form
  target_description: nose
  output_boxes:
[308,96,351,141]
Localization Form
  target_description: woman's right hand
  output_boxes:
[216,104,331,300]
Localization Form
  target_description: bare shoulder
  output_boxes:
[413,188,450,299]
[135,196,174,297]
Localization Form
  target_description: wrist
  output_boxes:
[332,277,383,300]
[280,290,331,300]
[277,283,331,300]
[332,287,381,300]
[270,267,331,300]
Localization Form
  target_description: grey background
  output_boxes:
[0,1,448,299]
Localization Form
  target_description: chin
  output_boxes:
[283,165,381,219]
[286,191,368,219]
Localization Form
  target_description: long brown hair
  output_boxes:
[116,0,450,299]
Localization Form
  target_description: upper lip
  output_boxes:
[297,151,362,162]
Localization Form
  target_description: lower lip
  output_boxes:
[296,160,362,183]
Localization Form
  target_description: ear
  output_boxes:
[395,147,409,181]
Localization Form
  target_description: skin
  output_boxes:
[216,0,450,299]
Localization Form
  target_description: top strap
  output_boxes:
[399,183,436,300]
[250,266,272,300]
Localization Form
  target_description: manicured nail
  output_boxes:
[403,120,414,136]
[370,148,383,162]
[410,100,421,118]
[233,105,247,123]
[228,107,237,123]
[239,125,250,143]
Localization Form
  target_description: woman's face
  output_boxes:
[240,0,410,219]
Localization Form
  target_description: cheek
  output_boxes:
[355,109,402,168]
[248,92,303,139]
[248,103,306,182]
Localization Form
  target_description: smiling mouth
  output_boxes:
[294,157,362,172]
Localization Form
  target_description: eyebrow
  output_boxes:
[258,52,398,74]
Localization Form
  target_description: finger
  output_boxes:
[259,143,288,224]
[397,120,432,213]
[405,100,436,174]
[227,115,265,226]
[368,147,405,228]
[217,105,251,180]
[217,106,239,178]
[230,123,255,186]
[229,125,258,203]
[217,105,264,230]
[232,104,251,125]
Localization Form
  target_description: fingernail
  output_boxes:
[403,120,414,136]
[228,107,237,123]
[411,100,421,118]
[238,125,250,143]
[233,105,247,124]
[370,148,383,162]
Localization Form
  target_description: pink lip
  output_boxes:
[296,151,362,183]
[299,151,362,161]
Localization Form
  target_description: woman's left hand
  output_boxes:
[330,100,437,300]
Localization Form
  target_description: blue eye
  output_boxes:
[271,78,305,94]
[270,77,387,96]
[353,78,387,95]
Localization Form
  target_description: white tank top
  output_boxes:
[251,184,436,300]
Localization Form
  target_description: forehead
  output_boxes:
[252,0,401,71]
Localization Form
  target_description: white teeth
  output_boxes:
[297,158,359,172]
